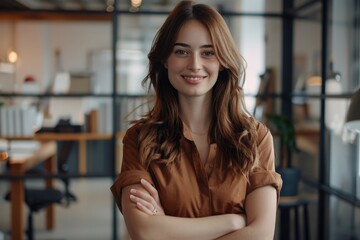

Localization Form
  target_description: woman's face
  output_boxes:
[165,20,221,99]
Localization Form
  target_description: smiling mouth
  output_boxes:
[182,75,206,84]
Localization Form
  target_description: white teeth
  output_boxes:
[184,76,202,81]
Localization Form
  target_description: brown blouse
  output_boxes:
[111,122,282,217]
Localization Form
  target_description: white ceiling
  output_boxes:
[1,0,284,13]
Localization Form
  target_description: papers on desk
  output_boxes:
[9,152,35,163]
[3,141,40,163]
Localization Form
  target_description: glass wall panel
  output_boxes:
[116,15,165,94]
[232,16,265,112]
[0,18,114,240]
[116,14,281,113]
[0,20,112,95]
[293,7,322,184]
[326,0,360,238]
[329,196,360,239]
[329,0,359,92]
[293,18,322,114]
[327,0,360,196]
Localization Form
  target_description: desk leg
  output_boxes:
[11,164,25,240]
[44,155,56,230]
[79,140,87,174]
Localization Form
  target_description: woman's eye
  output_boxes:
[174,49,188,55]
[202,50,215,57]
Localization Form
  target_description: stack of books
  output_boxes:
[0,105,37,137]
[84,102,112,134]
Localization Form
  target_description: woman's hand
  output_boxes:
[129,178,165,216]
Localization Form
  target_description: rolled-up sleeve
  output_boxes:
[246,124,282,200]
[110,125,154,213]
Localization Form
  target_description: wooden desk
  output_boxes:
[7,141,57,240]
[2,133,118,239]
[35,133,112,174]
[4,133,112,174]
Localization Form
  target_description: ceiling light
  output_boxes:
[8,50,18,63]
[131,0,142,8]
[106,5,114,12]
[106,0,114,12]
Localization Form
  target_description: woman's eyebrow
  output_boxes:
[174,42,214,48]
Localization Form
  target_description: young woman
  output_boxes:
[111,1,282,239]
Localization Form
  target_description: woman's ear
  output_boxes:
[219,66,225,71]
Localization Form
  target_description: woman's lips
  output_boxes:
[182,75,206,84]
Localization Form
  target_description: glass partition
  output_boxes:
[116,14,282,112]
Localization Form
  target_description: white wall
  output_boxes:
[0,20,112,125]
[0,20,111,93]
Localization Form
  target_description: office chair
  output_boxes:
[1,151,65,240]
[37,119,78,206]
[57,141,77,205]
[5,189,64,240]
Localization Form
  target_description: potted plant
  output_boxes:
[266,114,301,197]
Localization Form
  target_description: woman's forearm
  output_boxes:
[216,186,278,240]
[215,224,273,240]
[122,185,246,240]
[124,211,245,240]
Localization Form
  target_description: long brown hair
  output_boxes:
[135,0,259,177]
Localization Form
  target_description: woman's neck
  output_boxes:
[179,95,212,134]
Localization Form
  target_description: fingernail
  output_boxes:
[140,179,145,184]
[130,189,136,193]
[130,194,135,199]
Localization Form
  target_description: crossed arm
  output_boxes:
[121,179,277,240]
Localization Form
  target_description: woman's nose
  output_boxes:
[187,54,201,71]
